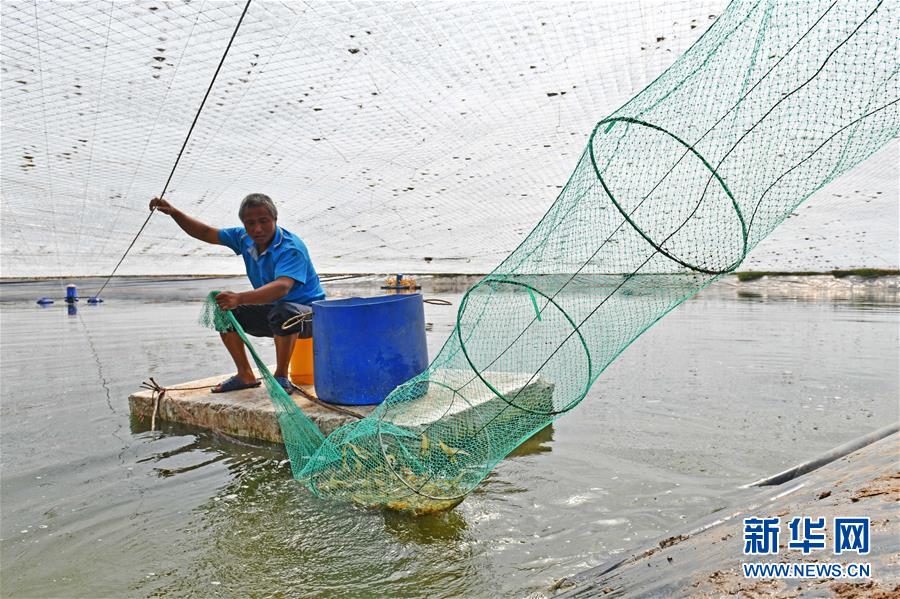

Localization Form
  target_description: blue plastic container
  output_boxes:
[312,293,428,405]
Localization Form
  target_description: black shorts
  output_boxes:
[230,302,313,338]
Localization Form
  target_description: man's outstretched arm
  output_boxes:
[149,197,220,245]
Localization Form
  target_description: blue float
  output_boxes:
[312,293,428,406]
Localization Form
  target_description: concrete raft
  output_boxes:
[129,369,552,443]
[129,373,370,442]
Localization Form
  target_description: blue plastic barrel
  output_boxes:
[312,293,428,405]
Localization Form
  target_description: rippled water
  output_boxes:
[1,276,897,598]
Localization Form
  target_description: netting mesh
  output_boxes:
[7,0,725,276]
[10,0,896,278]
[199,291,324,476]
[198,0,897,514]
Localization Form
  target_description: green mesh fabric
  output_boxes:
[199,292,324,478]
[209,0,897,514]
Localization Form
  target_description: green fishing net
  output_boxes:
[202,0,898,514]
[200,292,325,478]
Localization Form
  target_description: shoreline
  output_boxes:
[551,430,900,598]
[1,268,898,284]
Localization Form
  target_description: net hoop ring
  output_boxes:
[589,116,748,275]
[455,278,593,416]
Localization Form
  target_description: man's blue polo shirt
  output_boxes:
[218,226,325,305]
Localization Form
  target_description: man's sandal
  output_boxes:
[274,376,294,395]
[211,375,262,393]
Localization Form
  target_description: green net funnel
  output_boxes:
[221,0,899,514]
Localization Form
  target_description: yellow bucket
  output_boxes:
[289,336,314,386]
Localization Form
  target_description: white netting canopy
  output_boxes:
[1,0,896,278]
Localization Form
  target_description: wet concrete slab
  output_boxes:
[129,369,550,443]
[128,372,370,442]
[552,431,900,598]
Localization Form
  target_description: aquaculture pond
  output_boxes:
[1,275,897,598]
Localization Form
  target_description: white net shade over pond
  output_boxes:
[4,0,895,278]
[195,0,896,512]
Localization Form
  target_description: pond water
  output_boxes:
[1,275,897,598]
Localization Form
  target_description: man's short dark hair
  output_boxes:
[239,193,277,220]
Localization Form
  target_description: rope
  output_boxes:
[139,374,366,432]
[93,0,253,299]
[319,274,370,282]
[423,298,452,305]
[294,385,366,420]
[280,311,313,331]
[139,377,214,431]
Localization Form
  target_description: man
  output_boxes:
[149,193,325,395]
